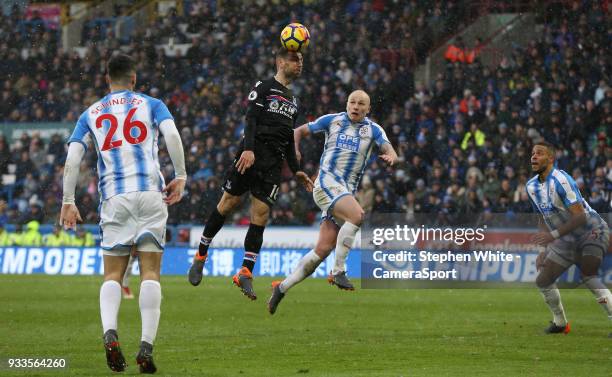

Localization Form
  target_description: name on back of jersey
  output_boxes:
[90,96,144,116]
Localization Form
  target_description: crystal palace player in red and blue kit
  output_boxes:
[188,48,313,299]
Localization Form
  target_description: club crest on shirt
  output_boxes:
[359,125,369,136]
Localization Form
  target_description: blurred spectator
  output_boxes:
[21,220,42,246]
[43,224,71,247]
[0,223,10,246]
[71,227,95,247]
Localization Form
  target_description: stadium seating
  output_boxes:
[0,1,609,241]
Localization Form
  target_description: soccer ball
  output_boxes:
[280,23,310,52]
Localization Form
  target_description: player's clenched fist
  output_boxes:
[235,150,255,174]
[59,203,82,231]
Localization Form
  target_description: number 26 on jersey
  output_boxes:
[95,108,147,151]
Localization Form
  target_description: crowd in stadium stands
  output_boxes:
[0,1,610,234]
[0,221,95,247]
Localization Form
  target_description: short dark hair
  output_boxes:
[275,47,299,60]
[107,53,135,83]
[534,140,555,154]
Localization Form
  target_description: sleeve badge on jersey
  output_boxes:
[248,90,258,101]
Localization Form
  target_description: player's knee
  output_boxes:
[314,247,332,259]
[535,273,554,288]
[347,210,364,227]
[140,271,160,282]
[218,195,240,215]
[103,274,123,284]
[579,255,601,277]
[580,268,599,280]
[320,240,335,253]
[251,207,269,225]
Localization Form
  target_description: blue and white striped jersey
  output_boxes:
[526,168,607,240]
[68,90,173,201]
[308,112,390,194]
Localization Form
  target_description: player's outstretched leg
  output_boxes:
[267,249,324,314]
[189,208,226,286]
[268,222,336,314]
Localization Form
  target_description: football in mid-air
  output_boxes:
[280,23,310,52]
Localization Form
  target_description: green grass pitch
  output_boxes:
[1,275,611,376]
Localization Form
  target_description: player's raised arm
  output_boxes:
[60,142,85,230]
[159,118,187,205]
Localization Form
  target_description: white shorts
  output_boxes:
[313,172,352,225]
[100,191,168,256]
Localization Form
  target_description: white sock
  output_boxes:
[539,285,567,326]
[100,280,122,333]
[332,222,360,274]
[279,250,322,293]
[122,256,136,288]
[584,276,612,319]
[139,280,162,344]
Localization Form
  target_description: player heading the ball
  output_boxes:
[188,47,313,300]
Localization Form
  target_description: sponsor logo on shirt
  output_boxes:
[336,133,360,152]
[266,95,297,118]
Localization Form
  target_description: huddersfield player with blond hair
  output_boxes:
[528,141,611,336]
[267,90,398,314]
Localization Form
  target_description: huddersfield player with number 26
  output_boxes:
[60,53,187,373]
